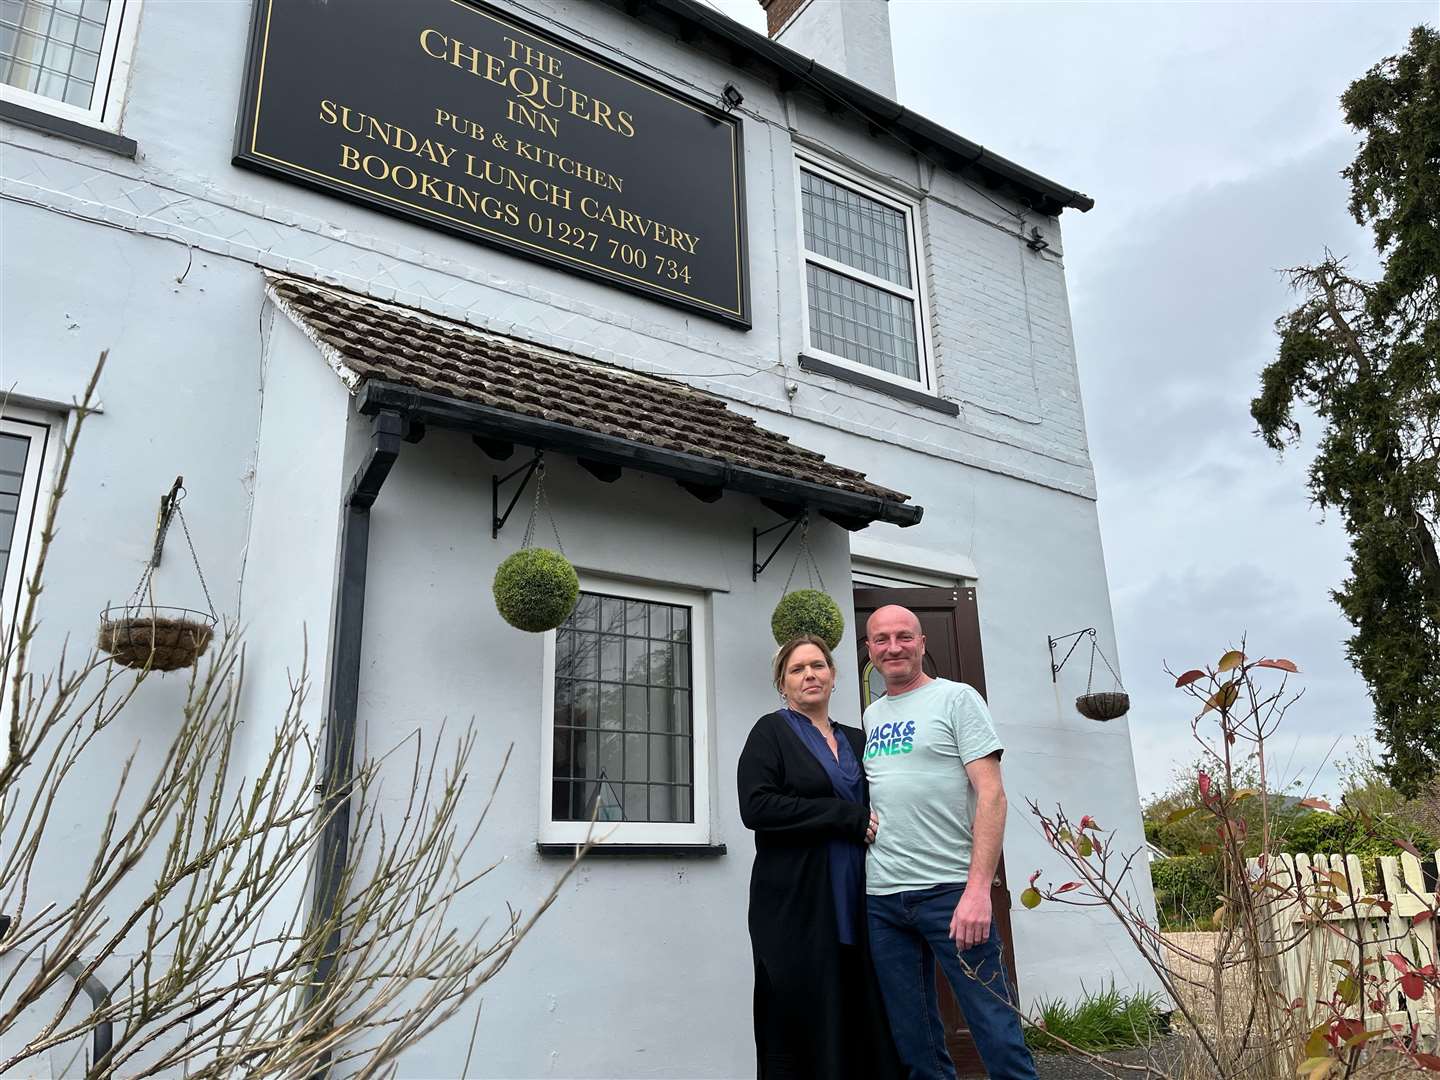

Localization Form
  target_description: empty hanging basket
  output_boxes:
[1048,627,1130,722]
[98,606,216,672]
[98,477,220,673]
[1075,690,1130,722]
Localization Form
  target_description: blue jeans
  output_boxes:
[867,884,1038,1080]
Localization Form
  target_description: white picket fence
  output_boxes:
[1247,851,1440,1034]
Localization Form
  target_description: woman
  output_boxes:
[737,634,902,1080]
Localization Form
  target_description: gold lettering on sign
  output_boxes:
[418,28,636,139]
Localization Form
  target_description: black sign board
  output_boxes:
[235,0,749,326]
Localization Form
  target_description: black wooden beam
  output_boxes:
[679,480,724,503]
[357,381,923,528]
[578,458,622,483]
[472,435,514,461]
[820,509,871,533]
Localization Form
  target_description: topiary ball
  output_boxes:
[493,548,580,632]
[771,589,845,650]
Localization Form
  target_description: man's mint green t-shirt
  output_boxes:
[862,678,1003,895]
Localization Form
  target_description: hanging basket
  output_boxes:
[771,589,845,650]
[98,606,216,672]
[1075,691,1130,722]
[493,548,579,632]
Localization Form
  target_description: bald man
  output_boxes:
[862,605,1037,1080]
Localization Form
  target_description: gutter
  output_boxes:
[603,0,1094,215]
[356,380,924,529]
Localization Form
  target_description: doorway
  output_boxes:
[853,586,1019,1078]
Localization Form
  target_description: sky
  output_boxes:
[709,0,1435,801]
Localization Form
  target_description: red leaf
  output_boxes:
[1402,972,1426,1000]
[1300,798,1333,811]
[1078,815,1099,831]
[1333,1017,1365,1041]
[1387,952,1411,974]
[1397,838,1424,858]
[1199,772,1212,800]
[1415,1052,1440,1070]
[1174,669,1206,687]
[1416,910,1434,927]
[1254,658,1300,673]
[1056,881,1083,893]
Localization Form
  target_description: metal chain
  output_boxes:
[521,461,565,556]
[175,505,217,619]
[123,488,216,619]
[1086,635,1124,693]
[780,515,825,594]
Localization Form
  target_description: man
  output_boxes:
[862,604,1037,1080]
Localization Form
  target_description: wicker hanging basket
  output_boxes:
[98,606,216,672]
[1075,690,1130,722]
[98,478,219,673]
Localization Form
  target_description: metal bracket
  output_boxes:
[149,475,184,568]
[1047,627,1096,684]
[752,510,805,582]
[493,451,543,540]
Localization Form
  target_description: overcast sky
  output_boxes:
[711,0,1434,801]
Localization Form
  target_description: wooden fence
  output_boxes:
[1247,852,1440,1034]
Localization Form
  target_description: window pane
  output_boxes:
[807,262,921,382]
[801,169,912,288]
[0,433,31,593]
[551,589,695,823]
[60,73,89,105]
[1,0,110,107]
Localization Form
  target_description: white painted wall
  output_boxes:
[1,0,1156,1076]
[775,0,898,100]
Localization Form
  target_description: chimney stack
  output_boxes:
[758,0,897,100]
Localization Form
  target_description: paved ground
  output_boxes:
[1031,1035,1187,1079]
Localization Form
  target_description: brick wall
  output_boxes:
[759,0,807,37]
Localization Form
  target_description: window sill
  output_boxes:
[536,842,727,859]
[798,353,959,417]
[0,100,136,158]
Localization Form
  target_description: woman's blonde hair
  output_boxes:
[771,634,838,694]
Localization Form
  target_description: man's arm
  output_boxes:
[949,751,1006,950]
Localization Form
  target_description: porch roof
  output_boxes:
[265,273,922,529]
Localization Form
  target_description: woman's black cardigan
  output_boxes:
[737,711,902,1079]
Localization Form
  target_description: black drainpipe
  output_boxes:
[306,409,402,1069]
[62,957,112,1077]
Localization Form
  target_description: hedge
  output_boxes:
[1149,855,1223,930]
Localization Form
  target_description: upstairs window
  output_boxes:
[797,157,931,388]
[1,0,140,130]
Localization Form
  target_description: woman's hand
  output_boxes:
[864,810,878,844]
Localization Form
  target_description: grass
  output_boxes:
[1023,982,1166,1054]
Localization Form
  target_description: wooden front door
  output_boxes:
[853,586,1018,1078]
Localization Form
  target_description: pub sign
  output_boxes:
[235,0,750,326]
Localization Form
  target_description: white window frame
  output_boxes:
[1,408,58,665]
[538,575,712,846]
[1,0,143,133]
[794,152,935,392]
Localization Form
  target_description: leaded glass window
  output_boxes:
[0,433,31,593]
[799,161,929,387]
[0,0,133,127]
[551,590,696,826]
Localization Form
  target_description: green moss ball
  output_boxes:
[493,548,580,632]
[771,589,845,650]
